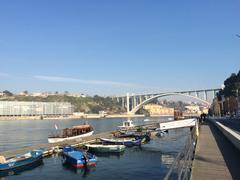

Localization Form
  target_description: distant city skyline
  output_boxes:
[0,0,240,95]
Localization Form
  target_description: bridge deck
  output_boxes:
[191,121,240,180]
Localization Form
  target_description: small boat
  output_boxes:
[118,120,135,130]
[150,128,168,137]
[0,150,43,174]
[62,145,97,168]
[48,124,94,143]
[99,138,142,147]
[86,144,125,153]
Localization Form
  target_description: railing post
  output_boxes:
[195,119,199,137]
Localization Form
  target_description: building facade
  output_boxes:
[0,101,73,116]
[143,104,174,116]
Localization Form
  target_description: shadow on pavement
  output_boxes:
[207,120,240,180]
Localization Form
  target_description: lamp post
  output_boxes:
[220,84,225,116]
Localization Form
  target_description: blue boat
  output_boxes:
[0,150,43,176]
[63,146,97,168]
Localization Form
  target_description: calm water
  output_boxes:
[0,117,189,179]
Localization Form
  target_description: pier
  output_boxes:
[0,131,113,158]
[191,119,240,180]
[0,123,158,159]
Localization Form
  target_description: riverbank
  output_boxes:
[0,116,187,180]
[0,114,146,121]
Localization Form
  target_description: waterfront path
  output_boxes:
[191,120,240,180]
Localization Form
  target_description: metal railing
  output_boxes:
[164,126,197,180]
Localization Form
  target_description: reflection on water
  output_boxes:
[62,164,94,178]
[89,151,125,158]
[0,117,169,152]
[0,117,188,180]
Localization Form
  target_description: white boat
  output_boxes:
[48,125,94,143]
[99,138,142,146]
[86,144,125,153]
[118,120,135,130]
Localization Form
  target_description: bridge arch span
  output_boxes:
[129,92,211,114]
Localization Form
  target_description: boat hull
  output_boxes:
[0,150,43,176]
[100,138,141,147]
[86,144,125,153]
[63,155,96,168]
[63,146,97,169]
[48,131,94,143]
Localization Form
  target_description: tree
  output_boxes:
[3,90,13,96]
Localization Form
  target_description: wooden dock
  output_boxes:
[0,131,114,158]
[191,123,232,180]
[0,123,158,158]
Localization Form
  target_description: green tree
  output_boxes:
[3,90,13,96]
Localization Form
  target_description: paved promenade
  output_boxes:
[191,121,240,180]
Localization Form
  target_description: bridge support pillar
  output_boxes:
[133,96,136,109]
[197,91,200,98]
[121,97,125,108]
[204,91,207,101]
[126,93,130,114]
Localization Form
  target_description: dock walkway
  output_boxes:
[0,123,158,158]
[191,121,240,180]
[0,131,113,158]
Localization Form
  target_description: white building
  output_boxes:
[185,105,201,114]
[0,101,73,116]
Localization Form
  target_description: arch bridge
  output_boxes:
[112,89,221,114]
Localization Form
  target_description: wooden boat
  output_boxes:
[62,145,97,168]
[48,124,94,143]
[99,138,142,147]
[86,144,125,153]
[0,150,43,174]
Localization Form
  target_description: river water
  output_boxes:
[0,117,190,179]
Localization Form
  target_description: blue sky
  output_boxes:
[0,0,239,95]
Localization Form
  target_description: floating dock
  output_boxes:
[0,123,159,158]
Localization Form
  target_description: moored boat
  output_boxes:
[118,120,135,130]
[0,150,43,175]
[62,145,97,168]
[48,124,94,143]
[114,130,151,140]
[86,144,125,153]
[99,138,142,147]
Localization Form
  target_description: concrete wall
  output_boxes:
[209,118,240,151]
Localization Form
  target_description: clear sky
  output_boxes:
[0,0,239,95]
